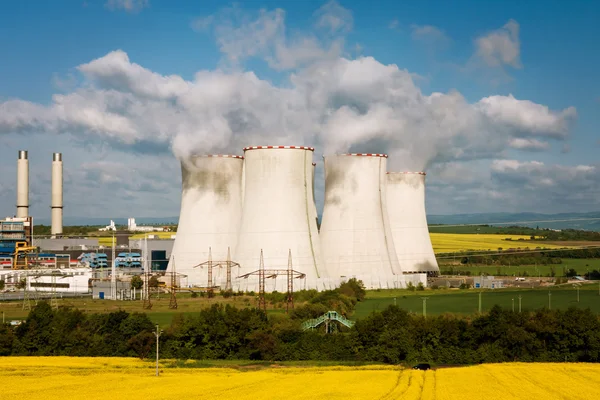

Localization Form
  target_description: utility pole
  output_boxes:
[153,324,163,377]
[478,291,482,313]
[512,297,515,312]
[225,247,233,292]
[548,291,552,310]
[420,297,429,317]
[111,231,116,300]
[258,250,266,312]
[518,295,522,313]
[169,257,178,310]
[576,286,580,303]
[286,250,294,313]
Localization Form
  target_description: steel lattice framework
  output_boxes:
[237,250,306,312]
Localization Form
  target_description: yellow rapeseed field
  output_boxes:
[2,357,600,399]
[429,233,572,253]
[95,232,575,253]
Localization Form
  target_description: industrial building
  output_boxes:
[319,154,403,289]
[3,144,442,296]
[386,172,440,275]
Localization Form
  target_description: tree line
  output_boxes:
[3,298,599,364]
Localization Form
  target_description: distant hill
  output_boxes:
[33,217,179,226]
[35,212,600,232]
[428,212,600,232]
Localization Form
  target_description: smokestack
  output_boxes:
[51,152,63,236]
[16,150,29,218]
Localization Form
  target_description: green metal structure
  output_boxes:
[301,311,355,333]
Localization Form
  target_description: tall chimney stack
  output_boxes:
[51,152,63,236]
[16,150,29,218]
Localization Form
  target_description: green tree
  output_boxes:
[148,275,159,288]
[338,278,366,301]
[130,275,143,290]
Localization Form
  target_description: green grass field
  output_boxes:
[355,284,600,319]
[438,258,600,276]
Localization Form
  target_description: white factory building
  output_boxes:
[167,146,438,292]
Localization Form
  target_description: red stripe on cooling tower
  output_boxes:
[387,171,426,175]
[243,146,315,151]
[340,153,388,158]
[200,155,244,159]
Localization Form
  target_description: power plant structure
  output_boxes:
[166,155,244,288]
[16,150,29,218]
[319,154,403,289]
[3,145,438,297]
[168,147,436,292]
[235,146,325,292]
[387,172,439,275]
[51,153,63,237]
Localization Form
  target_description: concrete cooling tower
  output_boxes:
[387,172,439,275]
[235,146,325,292]
[167,155,244,287]
[319,154,403,289]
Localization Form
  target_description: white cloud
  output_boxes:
[476,94,576,138]
[194,3,345,70]
[105,0,148,13]
[508,138,550,151]
[191,15,214,32]
[474,19,521,69]
[0,49,576,171]
[389,19,400,30]
[0,4,590,218]
[410,24,450,48]
[313,0,353,33]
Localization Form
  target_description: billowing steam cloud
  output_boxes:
[0,2,576,172]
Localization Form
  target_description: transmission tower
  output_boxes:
[237,250,305,314]
[22,276,32,311]
[50,274,58,310]
[207,247,213,296]
[169,257,178,310]
[225,247,233,292]
[143,255,152,310]
[194,247,240,294]
[258,250,266,312]
[286,250,294,313]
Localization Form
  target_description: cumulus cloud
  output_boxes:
[0,3,587,217]
[313,0,353,33]
[105,0,148,13]
[193,3,345,70]
[474,19,521,69]
[0,49,576,171]
[410,24,451,49]
[425,159,600,214]
[508,138,550,151]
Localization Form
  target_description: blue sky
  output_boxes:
[0,0,599,221]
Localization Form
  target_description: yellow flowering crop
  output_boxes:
[1,358,599,399]
[429,233,572,253]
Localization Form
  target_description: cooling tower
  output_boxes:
[387,172,439,275]
[16,150,29,218]
[319,154,402,289]
[51,153,63,236]
[167,155,244,287]
[235,146,325,292]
